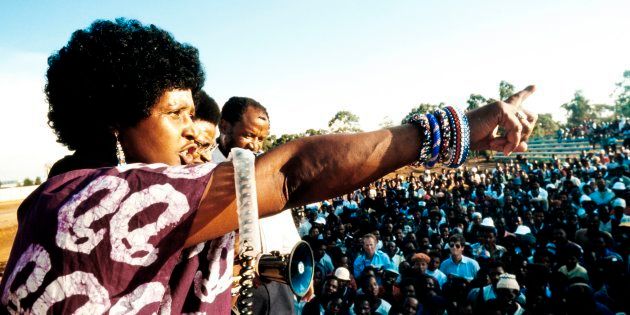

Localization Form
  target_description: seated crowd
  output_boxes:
[294,137,630,314]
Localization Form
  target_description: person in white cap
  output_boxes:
[333,267,357,306]
[472,219,507,260]
[494,274,525,315]
[611,198,627,232]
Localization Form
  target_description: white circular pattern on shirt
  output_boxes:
[110,183,190,266]
[56,175,130,254]
[109,282,166,315]
[1,244,51,311]
[193,233,235,304]
[31,271,110,314]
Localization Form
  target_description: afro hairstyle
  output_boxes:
[46,18,205,152]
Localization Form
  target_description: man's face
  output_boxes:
[365,277,379,297]
[496,288,518,306]
[484,231,496,246]
[597,179,606,192]
[430,256,440,270]
[534,212,544,224]
[489,267,505,288]
[363,237,376,257]
[194,120,217,162]
[403,297,419,315]
[449,240,464,257]
[219,106,269,153]
[324,278,339,296]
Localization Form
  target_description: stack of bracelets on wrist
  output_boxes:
[402,105,470,168]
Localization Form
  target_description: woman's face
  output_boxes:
[122,89,197,165]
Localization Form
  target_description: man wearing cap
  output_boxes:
[494,274,526,315]
[333,267,356,305]
[611,181,627,200]
[439,234,480,282]
[468,262,521,312]
[353,233,394,279]
[472,220,507,260]
[611,198,628,234]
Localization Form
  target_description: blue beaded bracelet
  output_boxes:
[403,113,432,164]
[425,113,441,168]
[442,107,458,167]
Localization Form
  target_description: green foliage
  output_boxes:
[304,128,328,137]
[532,113,560,138]
[614,70,630,117]
[262,134,277,152]
[466,94,487,111]
[379,116,394,129]
[402,103,442,123]
[34,177,42,185]
[328,110,362,133]
[561,91,594,127]
[23,178,34,186]
[499,81,515,101]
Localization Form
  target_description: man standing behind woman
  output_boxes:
[209,96,301,315]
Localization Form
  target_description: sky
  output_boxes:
[0,0,628,181]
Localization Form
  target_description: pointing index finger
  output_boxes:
[505,85,536,105]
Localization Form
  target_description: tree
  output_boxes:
[328,110,362,133]
[272,133,302,148]
[499,81,515,101]
[532,113,560,138]
[35,177,42,185]
[466,94,487,111]
[23,178,34,186]
[379,116,394,129]
[304,128,328,137]
[592,104,614,120]
[262,135,277,152]
[561,91,594,127]
[402,103,441,123]
[613,70,630,117]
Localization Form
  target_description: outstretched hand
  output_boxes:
[466,85,537,155]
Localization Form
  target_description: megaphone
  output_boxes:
[257,240,315,297]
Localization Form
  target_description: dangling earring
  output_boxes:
[114,131,126,165]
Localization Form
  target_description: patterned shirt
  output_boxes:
[0,163,235,314]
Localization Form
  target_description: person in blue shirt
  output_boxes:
[353,233,393,279]
[439,234,480,282]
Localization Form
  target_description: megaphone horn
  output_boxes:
[257,240,315,297]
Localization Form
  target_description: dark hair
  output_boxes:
[194,90,220,124]
[221,96,269,125]
[46,18,204,152]
[448,233,466,245]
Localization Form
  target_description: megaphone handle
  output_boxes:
[232,148,260,315]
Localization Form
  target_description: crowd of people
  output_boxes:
[293,129,630,314]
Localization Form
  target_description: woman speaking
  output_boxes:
[0,18,536,314]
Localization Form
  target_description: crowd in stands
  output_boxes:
[559,118,630,150]
[293,123,630,315]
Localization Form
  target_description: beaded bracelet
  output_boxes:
[425,113,441,168]
[445,106,470,168]
[453,106,470,167]
[402,113,432,164]
[442,106,459,167]
[433,108,452,164]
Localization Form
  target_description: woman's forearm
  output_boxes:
[185,124,421,246]
[262,124,422,210]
